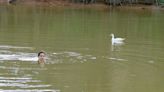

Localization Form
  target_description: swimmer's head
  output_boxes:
[38,51,46,63]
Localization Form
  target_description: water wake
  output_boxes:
[0,45,37,61]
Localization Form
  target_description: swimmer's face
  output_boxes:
[38,53,46,61]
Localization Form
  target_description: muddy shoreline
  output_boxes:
[0,0,163,11]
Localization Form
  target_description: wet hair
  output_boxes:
[38,51,45,57]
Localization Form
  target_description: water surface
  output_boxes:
[0,5,164,92]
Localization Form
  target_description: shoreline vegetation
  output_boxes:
[0,0,164,10]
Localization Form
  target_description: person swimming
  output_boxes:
[38,51,46,64]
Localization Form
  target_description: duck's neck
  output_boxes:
[111,34,114,45]
[111,34,114,39]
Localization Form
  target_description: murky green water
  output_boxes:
[0,5,164,92]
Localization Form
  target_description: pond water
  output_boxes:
[0,5,164,92]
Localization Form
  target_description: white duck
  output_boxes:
[111,33,125,45]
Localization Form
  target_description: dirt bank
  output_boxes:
[0,0,163,11]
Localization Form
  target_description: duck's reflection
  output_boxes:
[111,43,124,52]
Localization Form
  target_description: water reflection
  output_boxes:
[111,42,124,52]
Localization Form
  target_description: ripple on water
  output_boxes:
[103,57,128,62]
[0,76,58,91]
[0,77,48,88]
[0,45,34,50]
[52,51,97,63]
[0,45,98,63]
[0,63,55,91]
[0,45,38,61]
[0,44,55,91]
[0,53,38,61]
[0,90,60,92]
